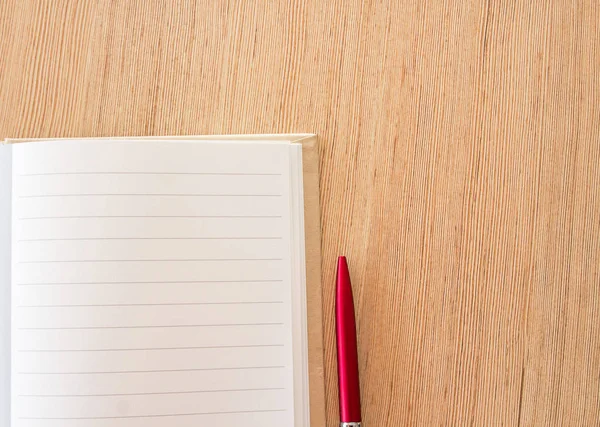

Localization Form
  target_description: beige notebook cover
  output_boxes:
[0,134,325,426]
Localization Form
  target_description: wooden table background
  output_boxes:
[2,1,599,425]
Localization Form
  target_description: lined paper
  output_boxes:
[0,145,12,427]
[11,140,296,426]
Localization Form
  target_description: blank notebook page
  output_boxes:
[11,140,298,426]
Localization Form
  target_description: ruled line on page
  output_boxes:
[18,323,284,330]
[18,215,283,220]
[19,387,286,397]
[19,194,283,198]
[16,279,284,286]
[18,344,284,352]
[19,366,286,375]
[19,409,287,420]
[17,258,283,264]
[18,172,283,176]
[17,301,284,307]
[18,237,283,242]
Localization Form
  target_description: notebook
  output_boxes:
[0,134,325,427]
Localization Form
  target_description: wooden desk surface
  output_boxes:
[1,1,599,425]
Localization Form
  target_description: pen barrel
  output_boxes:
[336,257,362,423]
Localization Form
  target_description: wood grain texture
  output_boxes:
[1,1,599,425]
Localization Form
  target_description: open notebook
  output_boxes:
[0,134,325,427]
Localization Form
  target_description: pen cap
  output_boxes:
[336,256,362,423]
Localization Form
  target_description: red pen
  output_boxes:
[336,256,362,427]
